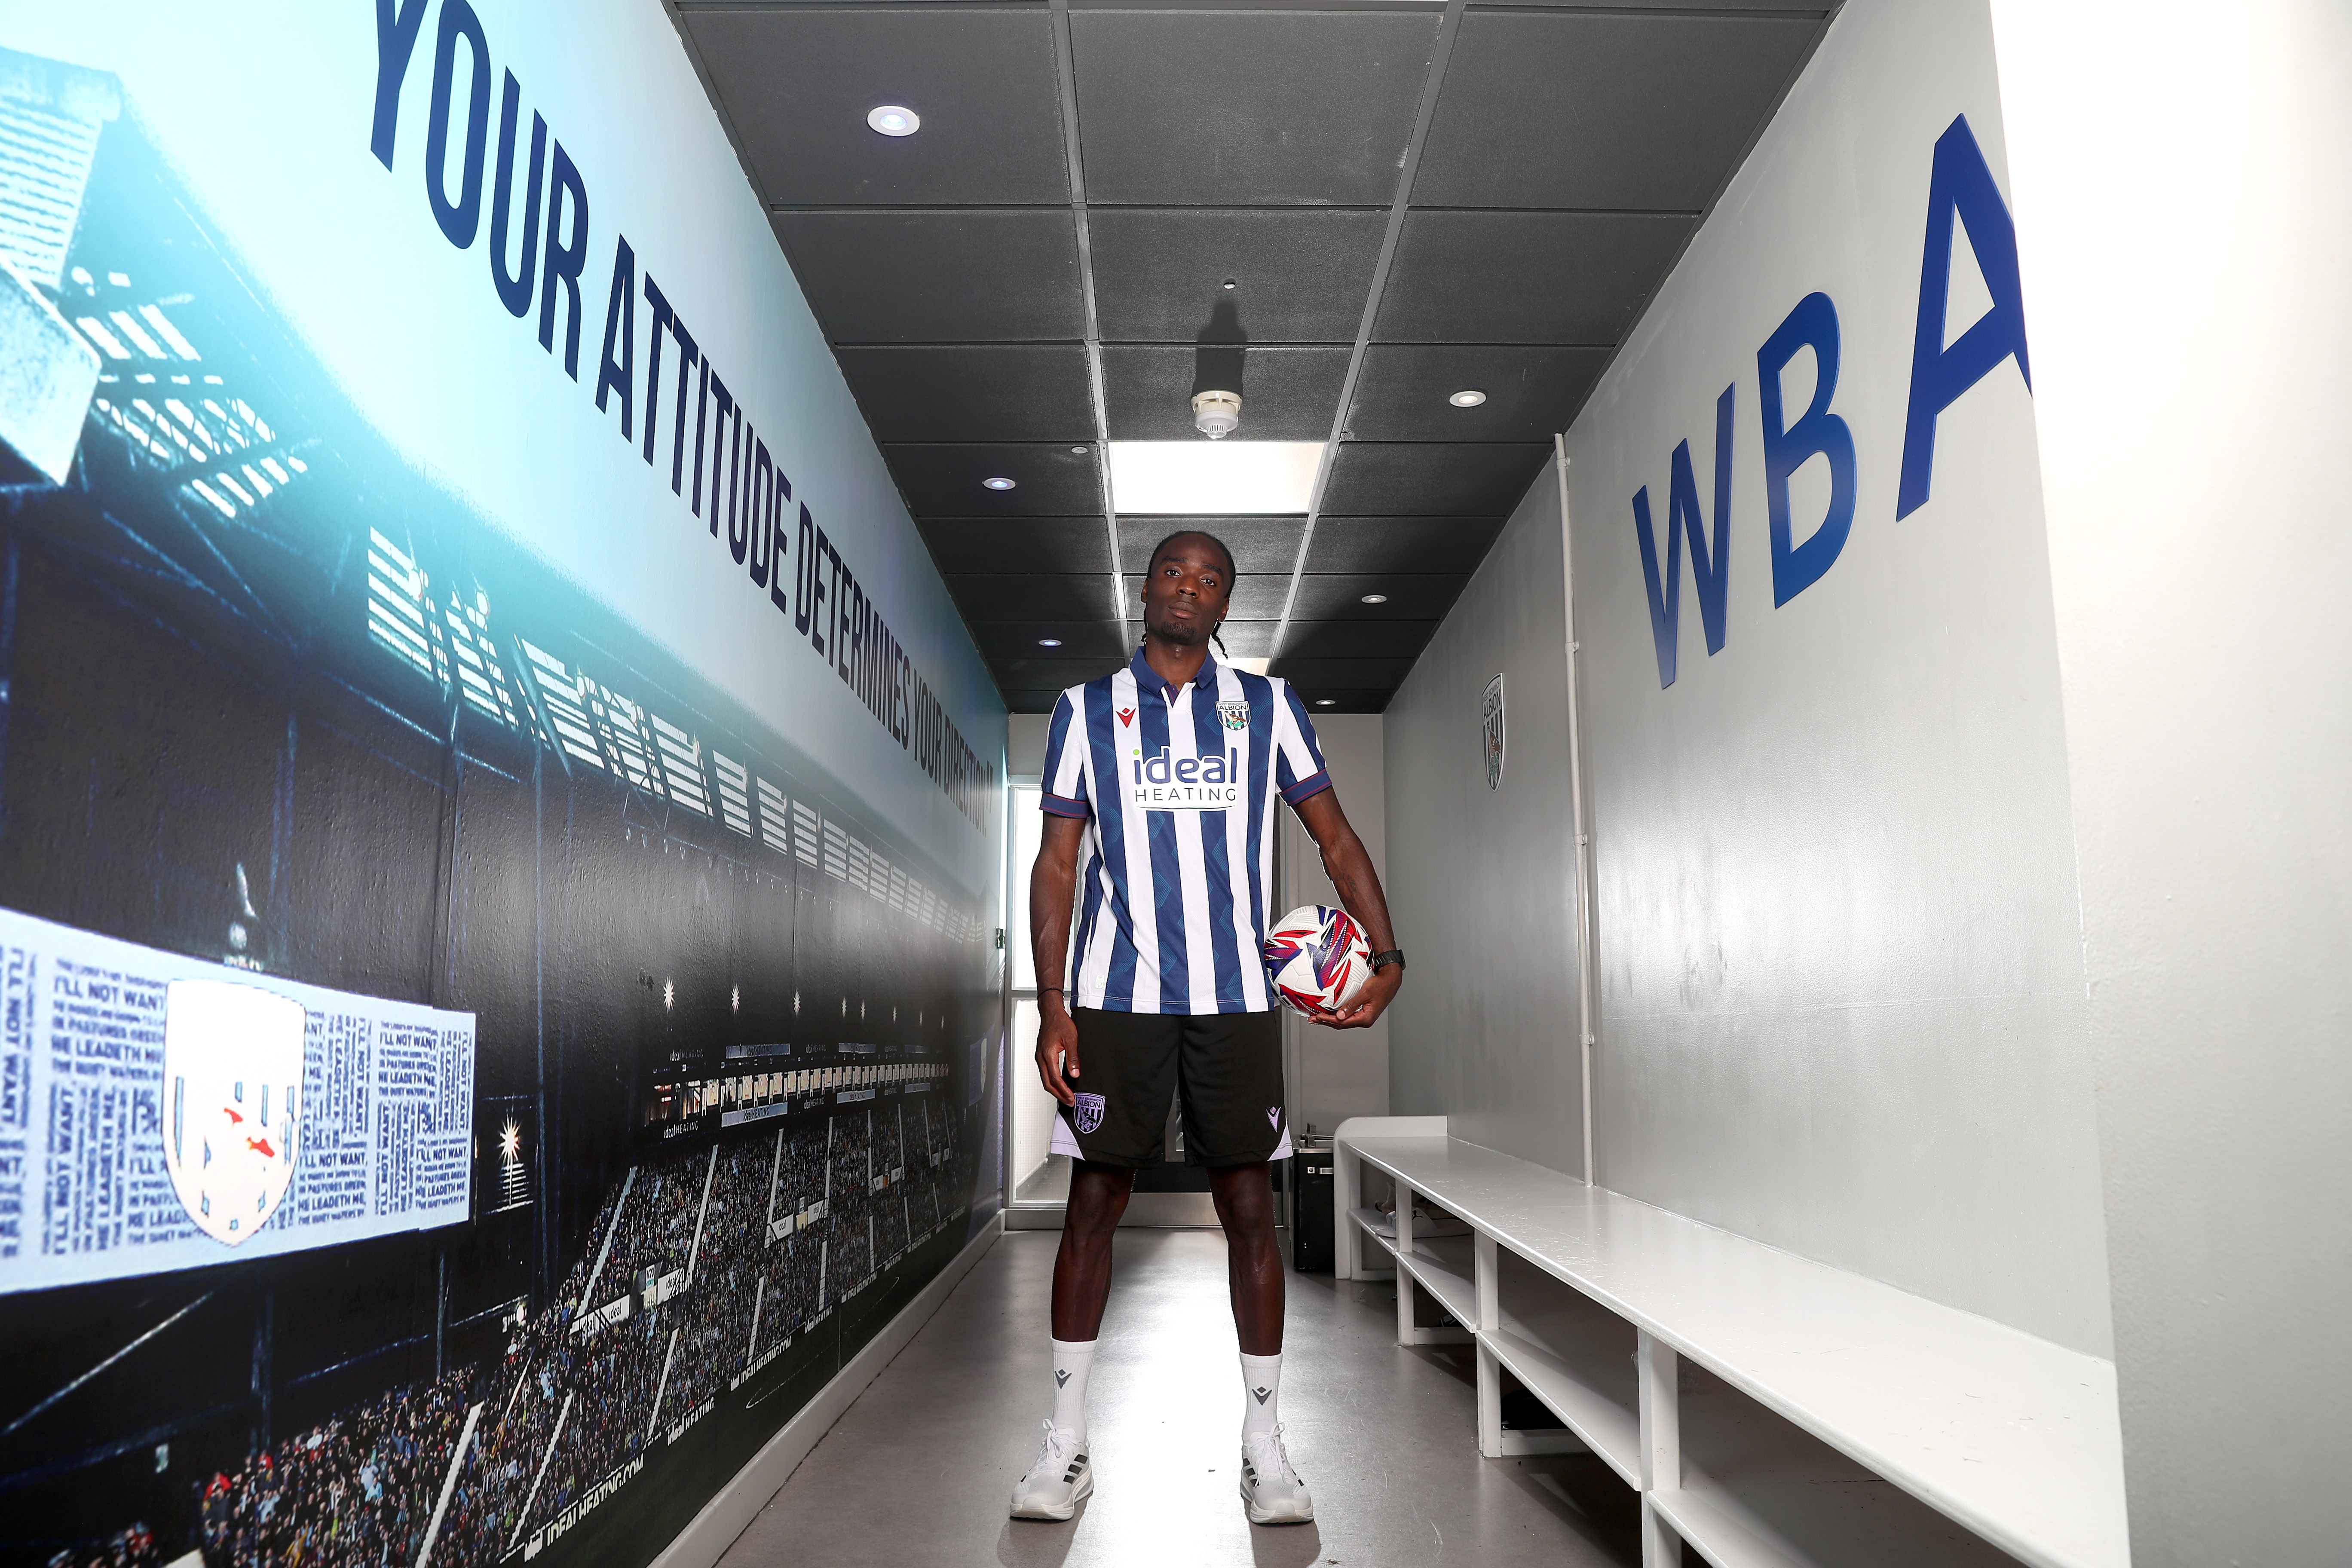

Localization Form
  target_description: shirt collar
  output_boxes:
[1129,645,1220,702]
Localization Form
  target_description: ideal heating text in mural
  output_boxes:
[0,34,1000,1568]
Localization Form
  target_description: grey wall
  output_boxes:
[1386,0,2114,1359]
[1007,712,1051,779]
[1991,1,2352,1556]
[1565,0,2107,1358]
[1280,714,1390,1135]
[1383,464,1586,1176]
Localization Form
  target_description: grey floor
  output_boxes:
[715,1228,1642,1568]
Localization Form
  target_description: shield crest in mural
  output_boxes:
[1482,674,1506,791]
[162,978,308,1245]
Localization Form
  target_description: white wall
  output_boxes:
[1568,0,2109,1357]
[1384,464,1587,1177]
[1280,713,1389,1136]
[1989,3,2352,1557]
[1008,712,1051,780]
[1390,0,2114,1355]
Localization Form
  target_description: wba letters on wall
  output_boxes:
[1632,114,2031,690]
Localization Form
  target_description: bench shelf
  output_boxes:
[1351,1205,1478,1344]
[1332,1117,2125,1568]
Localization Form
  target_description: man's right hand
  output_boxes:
[1035,997,1081,1107]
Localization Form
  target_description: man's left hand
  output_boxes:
[1311,962,1401,1029]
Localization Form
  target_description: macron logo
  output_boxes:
[1117,707,1135,727]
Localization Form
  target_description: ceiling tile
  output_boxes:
[1307,516,1504,575]
[775,211,1082,343]
[990,655,1129,691]
[681,9,1068,205]
[1002,688,1072,716]
[1117,517,1306,576]
[1347,345,1610,441]
[1069,11,1439,205]
[839,346,1093,442]
[1286,689,1392,715]
[972,619,1130,662]
[1178,621,1265,659]
[1375,211,1692,343]
[1498,0,1826,10]
[1102,346,1349,441]
[885,444,1103,515]
[1269,656,1419,688]
[950,573,1120,621]
[1090,209,1388,343]
[1278,619,1439,660]
[1121,574,1289,619]
[918,518,1112,576]
[1415,12,1822,210]
[1319,442,1549,515]
[1288,574,1468,621]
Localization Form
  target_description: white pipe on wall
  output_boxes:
[1556,432,1598,1189]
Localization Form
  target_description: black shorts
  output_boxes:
[1054,1007,1287,1169]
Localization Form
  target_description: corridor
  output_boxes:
[717,1230,1638,1568]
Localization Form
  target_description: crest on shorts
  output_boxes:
[1217,698,1251,733]
[162,978,307,1246]
[1072,1092,1106,1135]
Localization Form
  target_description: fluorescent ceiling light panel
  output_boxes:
[1107,441,1323,515]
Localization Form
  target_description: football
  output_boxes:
[1263,903,1372,1017]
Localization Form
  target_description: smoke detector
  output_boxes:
[1192,389,1242,440]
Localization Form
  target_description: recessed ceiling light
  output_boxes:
[1314,698,1335,706]
[1037,637,1062,648]
[1360,593,1388,604]
[1222,279,1238,291]
[982,476,1016,491]
[867,106,919,137]
[1107,441,1323,514]
[1448,389,1487,407]
[1070,446,1089,455]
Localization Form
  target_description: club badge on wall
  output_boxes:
[161,979,307,1246]
[1482,673,1506,790]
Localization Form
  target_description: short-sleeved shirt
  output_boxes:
[1041,648,1331,1014]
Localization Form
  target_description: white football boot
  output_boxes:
[1239,1424,1314,1525]
[1009,1421,1093,1521]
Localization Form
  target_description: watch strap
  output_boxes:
[1370,949,1406,971]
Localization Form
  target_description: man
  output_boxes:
[1009,530,1405,1526]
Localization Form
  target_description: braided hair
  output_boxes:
[1145,529,1237,655]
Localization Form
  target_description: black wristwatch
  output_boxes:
[1370,949,1406,972]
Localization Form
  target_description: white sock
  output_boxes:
[1240,1351,1282,1441]
[1051,1338,1096,1439]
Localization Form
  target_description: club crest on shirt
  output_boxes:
[1073,1092,1107,1135]
[1217,698,1250,732]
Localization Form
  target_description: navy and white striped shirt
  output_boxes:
[1041,648,1331,1014]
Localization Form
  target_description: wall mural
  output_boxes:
[0,41,1001,1568]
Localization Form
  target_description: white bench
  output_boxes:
[1332,1118,2127,1568]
